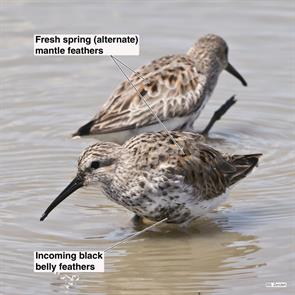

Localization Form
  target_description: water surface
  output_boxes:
[1,1,294,294]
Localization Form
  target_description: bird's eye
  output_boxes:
[90,161,100,169]
[225,47,228,56]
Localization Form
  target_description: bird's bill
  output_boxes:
[40,175,83,221]
[226,63,247,86]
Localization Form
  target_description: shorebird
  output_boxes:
[72,34,247,143]
[40,131,261,225]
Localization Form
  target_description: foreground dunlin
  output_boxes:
[73,34,247,143]
[41,131,261,225]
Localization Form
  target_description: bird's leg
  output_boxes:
[201,95,237,136]
[131,214,144,226]
[175,95,237,134]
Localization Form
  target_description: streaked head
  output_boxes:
[40,142,120,221]
[188,34,247,86]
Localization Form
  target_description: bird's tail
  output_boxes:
[72,120,95,137]
[228,153,262,186]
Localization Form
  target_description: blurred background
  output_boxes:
[1,1,294,294]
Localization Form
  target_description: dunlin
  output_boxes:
[40,131,261,225]
[73,34,247,143]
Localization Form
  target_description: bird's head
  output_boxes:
[40,142,121,221]
[188,34,247,86]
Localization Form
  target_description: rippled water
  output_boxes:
[1,1,295,294]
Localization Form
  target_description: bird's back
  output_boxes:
[123,131,261,200]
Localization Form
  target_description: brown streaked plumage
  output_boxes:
[40,131,261,225]
[73,34,247,143]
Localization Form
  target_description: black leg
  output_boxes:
[202,95,237,136]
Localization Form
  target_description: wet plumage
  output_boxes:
[73,34,247,143]
[41,132,261,225]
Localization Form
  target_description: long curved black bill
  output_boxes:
[40,176,83,221]
[226,63,247,86]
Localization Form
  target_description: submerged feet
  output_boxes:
[131,214,144,226]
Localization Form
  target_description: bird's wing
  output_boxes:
[176,142,261,199]
[82,55,207,134]
[177,143,236,199]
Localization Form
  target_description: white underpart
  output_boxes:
[198,94,210,115]
[138,172,229,222]
[91,115,190,144]
[138,115,190,133]
[187,190,228,218]
[185,94,210,128]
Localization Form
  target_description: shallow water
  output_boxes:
[1,1,295,294]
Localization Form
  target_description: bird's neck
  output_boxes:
[188,48,222,76]
[187,48,222,96]
[100,173,127,202]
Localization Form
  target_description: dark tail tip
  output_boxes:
[242,153,262,166]
[72,120,95,137]
[230,153,262,186]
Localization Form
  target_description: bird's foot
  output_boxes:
[131,214,144,226]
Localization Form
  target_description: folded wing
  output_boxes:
[175,143,262,200]
[73,55,207,136]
